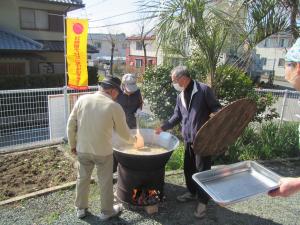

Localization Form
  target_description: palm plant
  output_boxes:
[279,0,299,39]
[138,0,291,92]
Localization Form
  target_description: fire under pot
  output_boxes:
[113,129,179,205]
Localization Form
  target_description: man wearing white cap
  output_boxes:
[268,38,300,197]
[117,73,143,129]
[113,74,143,172]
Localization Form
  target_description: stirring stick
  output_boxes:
[134,116,144,149]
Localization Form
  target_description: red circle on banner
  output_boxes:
[73,23,84,34]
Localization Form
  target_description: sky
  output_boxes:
[67,0,152,36]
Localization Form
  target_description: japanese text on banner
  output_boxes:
[66,18,88,90]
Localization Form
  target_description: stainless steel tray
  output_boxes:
[192,161,281,206]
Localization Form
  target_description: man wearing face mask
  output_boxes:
[268,38,300,198]
[155,66,221,218]
[67,76,137,221]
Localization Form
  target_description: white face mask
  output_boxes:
[285,63,300,91]
[173,83,184,92]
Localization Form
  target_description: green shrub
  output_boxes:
[0,66,98,90]
[166,142,184,171]
[87,66,98,85]
[215,65,253,102]
[218,121,299,163]
[141,65,177,121]
[215,65,279,122]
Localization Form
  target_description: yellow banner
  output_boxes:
[66,18,88,90]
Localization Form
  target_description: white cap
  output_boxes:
[285,38,300,62]
[122,73,138,92]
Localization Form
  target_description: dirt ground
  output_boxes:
[0,147,76,201]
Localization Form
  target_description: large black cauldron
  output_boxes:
[113,129,179,204]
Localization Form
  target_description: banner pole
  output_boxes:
[63,14,69,139]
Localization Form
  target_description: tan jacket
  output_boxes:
[67,92,135,156]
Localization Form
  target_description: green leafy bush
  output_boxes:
[0,66,98,90]
[141,65,177,121]
[166,142,184,171]
[215,65,279,122]
[215,65,253,102]
[219,121,299,163]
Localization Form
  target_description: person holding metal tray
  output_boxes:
[155,66,221,218]
[268,38,300,198]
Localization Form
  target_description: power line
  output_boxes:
[89,15,157,28]
[85,0,109,9]
[89,9,142,22]
[88,8,156,23]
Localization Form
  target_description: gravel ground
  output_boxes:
[0,160,300,225]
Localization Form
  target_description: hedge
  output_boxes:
[0,66,98,90]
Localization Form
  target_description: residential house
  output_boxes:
[88,33,126,63]
[126,35,163,74]
[0,0,97,76]
[252,33,294,78]
[88,33,126,75]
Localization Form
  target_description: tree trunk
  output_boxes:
[143,41,147,72]
[290,0,299,40]
[110,43,115,75]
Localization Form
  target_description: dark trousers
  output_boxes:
[184,142,211,204]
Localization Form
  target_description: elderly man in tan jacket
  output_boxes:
[67,76,136,221]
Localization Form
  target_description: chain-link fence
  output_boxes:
[0,87,299,153]
[0,86,98,153]
[256,89,300,123]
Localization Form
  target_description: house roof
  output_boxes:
[27,0,84,6]
[126,35,156,41]
[38,40,98,53]
[0,28,98,53]
[24,0,84,11]
[47,0,83,4]
[88,33,126,42]
[0,29,43,51]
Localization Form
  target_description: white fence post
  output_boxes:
[279,89,288,125]
[0,87,98,153]
[63,86,69,139]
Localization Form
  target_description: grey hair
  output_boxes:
[170,66,190,78]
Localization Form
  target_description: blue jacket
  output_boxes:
[162,81,221,143]
[116,89,143,129]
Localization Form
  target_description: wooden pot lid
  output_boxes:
[193,98,257,156]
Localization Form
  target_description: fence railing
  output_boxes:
[0,86,98,153]
[255,89,300,123]
[0,87,299,153]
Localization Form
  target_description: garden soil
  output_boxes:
[0,147,76,201]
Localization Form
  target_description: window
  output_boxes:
[136,41,143,50]
[97,42,102,48]
[39,63,54,74]
[148,59,153,65]
[135,59,143,68]
[278,58,285,67]
[0,63,25,75]
[49,13,63,32]
[261,57,267,66]
[20,8,35,29]
[20,8,49,30]
[279,39,285,47]
[39,62,64,74]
